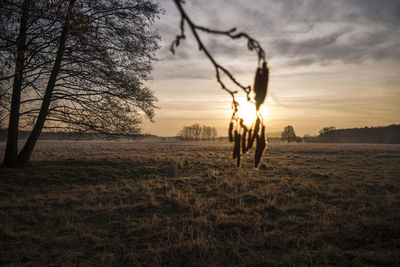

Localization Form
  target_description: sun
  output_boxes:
[237,98,258,127]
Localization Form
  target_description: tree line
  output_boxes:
[316,124,400,143]
[177,124,218,141]
[280,124,400,144]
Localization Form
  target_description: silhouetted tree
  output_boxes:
[178,124,217,141]
[281,125,296,142]
[319,126,336,135]
[317,124,400,143]
[177,125,197,140]
[192,123,201,140]
[211,127,218,140]
[1,0,161,166]
[201,125,218,140]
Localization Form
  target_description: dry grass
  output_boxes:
[1,141,400,266]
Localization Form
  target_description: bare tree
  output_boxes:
[177,123,209,140]
[201,125,212,140]
[177,124,217,141]
[191,123,201,140]
[211,127,217,140]
[281,125,296,143]
[201,125,218,141]
[1,0,161,166]
[177,126,190,140]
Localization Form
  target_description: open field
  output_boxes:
[1,141,400,266]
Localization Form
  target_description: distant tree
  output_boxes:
[319,126,336,136]
[178,124,217,141]
[201,125,218,140]
[211,127,218,140]
[281,125,296,142]
[177,126,189,140]
[1,0,161,167]
[177,125,194,140]
[192,123,202,140]
[201,125,211,140]
[316,125,400,143]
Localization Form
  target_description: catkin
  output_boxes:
[242,126,248,154]
[254,125,266,169]
[253,117,260,140]
[236,132,241,167]
[248,118,260,150]
[233,130,240,160]
[253,62,269,111]
[247,129,253,150]
[260,124,266,145]
[228,122,234,142]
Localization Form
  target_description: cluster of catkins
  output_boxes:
[229,61,269,168]
[229,117,266,168]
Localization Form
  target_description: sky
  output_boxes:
[143,0,400,137]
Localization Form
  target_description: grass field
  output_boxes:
[1,141,400,266]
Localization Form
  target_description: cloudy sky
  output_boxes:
[143,0,400,136]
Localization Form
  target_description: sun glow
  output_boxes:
[237,98,258,127]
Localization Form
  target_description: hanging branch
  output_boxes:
[171,0,269,168]
[171,0,265,101]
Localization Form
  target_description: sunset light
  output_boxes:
[236,98,259,127]
[1,1,399,265]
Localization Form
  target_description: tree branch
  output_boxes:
[171,0,266,107]
[171,0,269,169]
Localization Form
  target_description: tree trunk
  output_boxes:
[17,0,75,165]
[2,0,32,167]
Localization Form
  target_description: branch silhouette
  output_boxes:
[171,0,270,169]
[171,0,266,108]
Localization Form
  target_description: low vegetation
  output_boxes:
[1,141,399,266]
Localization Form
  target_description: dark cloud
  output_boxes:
[273,31,345,55]
[156,0,400,67]
[206,38,250,58]
[267,0,400,65]
[274,94,400,118]
[273,27,400,66]
[285,56,318,67]
[347,0,400,23]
